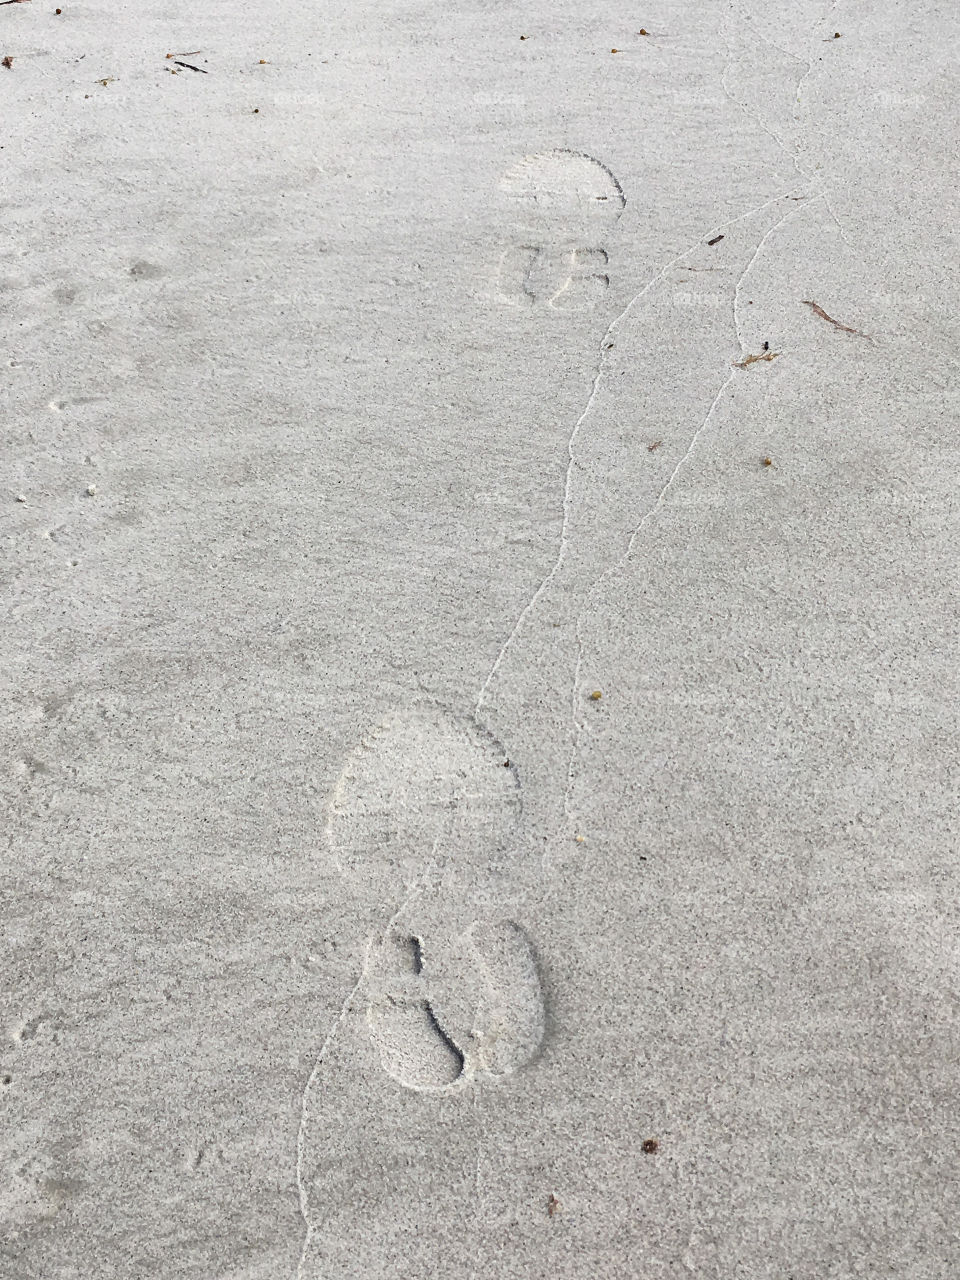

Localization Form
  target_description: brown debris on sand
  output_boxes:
[734,350,781,369]
[802,299,871,340]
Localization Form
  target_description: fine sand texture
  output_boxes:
[3,1,960,1277]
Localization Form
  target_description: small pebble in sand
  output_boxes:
[85,484,96,496]
[762,457,773,467]
[642,1138,660,1155]
[589,690,602,701]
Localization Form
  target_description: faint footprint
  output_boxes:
[128,260,166,281]
[499,148,625,226]
[497,149,624,307]
[297,706,545,1276]
[364,917,544,1093]
[366,931,465,1091]
[551,246,611,310]
[323,704,542,1090]
[325,704,521,892]
[470,919,544,1077]
[497,244,542,306]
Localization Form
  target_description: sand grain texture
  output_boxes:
[2,1,959,1277]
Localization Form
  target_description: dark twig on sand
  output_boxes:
[802,299,871,340]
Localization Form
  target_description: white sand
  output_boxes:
[3,0,959,1276]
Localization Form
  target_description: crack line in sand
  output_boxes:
[722,2,851,252]
[720,6,809,187]
[821,192,851,247]
[724,0,816,178]
[295,890,419,1280]
[731,0,808,71]
[732,201,806,350]
[561,196,808,838]
[474,182,813,721]
[793,0,842,154]
[562,365,738,836]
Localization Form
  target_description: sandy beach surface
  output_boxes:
[3,1,959,1276]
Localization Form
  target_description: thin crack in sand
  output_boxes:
[563,197,809,842]
[295,890,419,1280]
[475,182,813,722]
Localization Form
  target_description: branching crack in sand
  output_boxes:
[562,365,738,834]
[721,4,810,187]
[719,9,847,248]
[475,183,812,721]
[562,196,809,839]
[721,2,849,244]
[295,890,419,1280]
